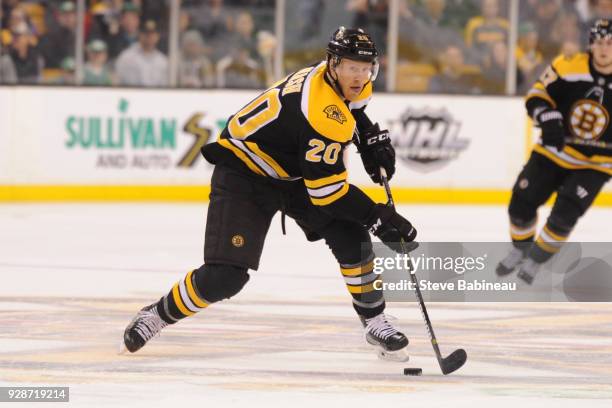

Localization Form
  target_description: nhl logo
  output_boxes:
[388,107,470,172]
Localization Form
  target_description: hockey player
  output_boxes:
[121,27,417,361]
[497,19,612,284]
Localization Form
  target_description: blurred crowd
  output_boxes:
[1,0,612,94]
[0,0,276,88]
[396,0,612,94]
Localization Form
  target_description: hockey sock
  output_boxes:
[156,270,210,324]
[529,222,570,263]
[340,254,385,319]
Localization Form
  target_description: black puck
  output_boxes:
[403,368,423,376]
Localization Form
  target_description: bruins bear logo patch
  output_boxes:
[323,105,347,124]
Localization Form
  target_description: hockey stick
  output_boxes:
[379,168,467,375]
[564,137,612,150]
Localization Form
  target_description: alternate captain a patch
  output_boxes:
[323,105,347,124]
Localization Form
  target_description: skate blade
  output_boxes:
[374,346,409,362]
[118,339,128,355]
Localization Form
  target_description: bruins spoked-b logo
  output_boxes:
[388,107,469,172]
[569,99,609,140]
[231,235,245,248]
[323,105,347,124]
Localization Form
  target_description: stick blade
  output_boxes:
[441,348,467,375]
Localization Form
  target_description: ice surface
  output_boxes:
[1,203,611,407]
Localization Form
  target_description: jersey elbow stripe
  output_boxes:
[310,183,349,206]
[307,181,345,198]
[304,171,347,189]
[526,89,556,108]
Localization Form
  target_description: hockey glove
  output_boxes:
[536,109,565,151]
[367,204,417,253]
[357,123,395,185]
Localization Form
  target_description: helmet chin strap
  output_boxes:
[326,67,347,100]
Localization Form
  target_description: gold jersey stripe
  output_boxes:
[346,280,379,294]
[218,138,267,177]
[341,260,374,277]
[185,270,208,309]
[526,85,557,108]
[244,141,290,178]
[310,183,349,206]
[533,145,612,175]
[304,171,347,189]
[172,283,194,316]
[565,146,612,164]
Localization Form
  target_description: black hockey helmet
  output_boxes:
[327,26,379,63]
[326,26,379,84]
[589,19,612,45]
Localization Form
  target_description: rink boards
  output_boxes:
[1,86,611,204]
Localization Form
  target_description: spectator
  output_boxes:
[178,30,214,88]
[40,1,77,69]
[192,0,231,45]
[444,0,480,31]
[481,40,507,94]
[51,56,76,85]
[92,2,141,60]
[0,50,18,84]
[560,39,580,58]
[400,0,480,67]
[84,39,115,86]
[515,22,544,94]
[256,30,277,86]
[216,47,261,88]
[115,19,169,87]
[428,45,481,94]
[297,0,324,42]
[465,0,509,55]
[2,6,38,48]
[551,12,581,49]
[8,22,42,84]
[230,11,258,60]
[593,0,612,18]
[530,0,563,59]
[347,0,401,55]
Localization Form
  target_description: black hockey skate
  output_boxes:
[496,247,527,276]
[120,303,168,353]
[361,313,409,362]
[517,258,540,285]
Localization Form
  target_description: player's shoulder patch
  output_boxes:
[551,52,593,82]
[323,105,347,124]
[300,62,355,143]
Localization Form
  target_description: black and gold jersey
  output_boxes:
[526,52,612,175]
[201,61,377,224]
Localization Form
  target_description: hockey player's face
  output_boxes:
[592,38,612,69]
[334,59,373,101]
